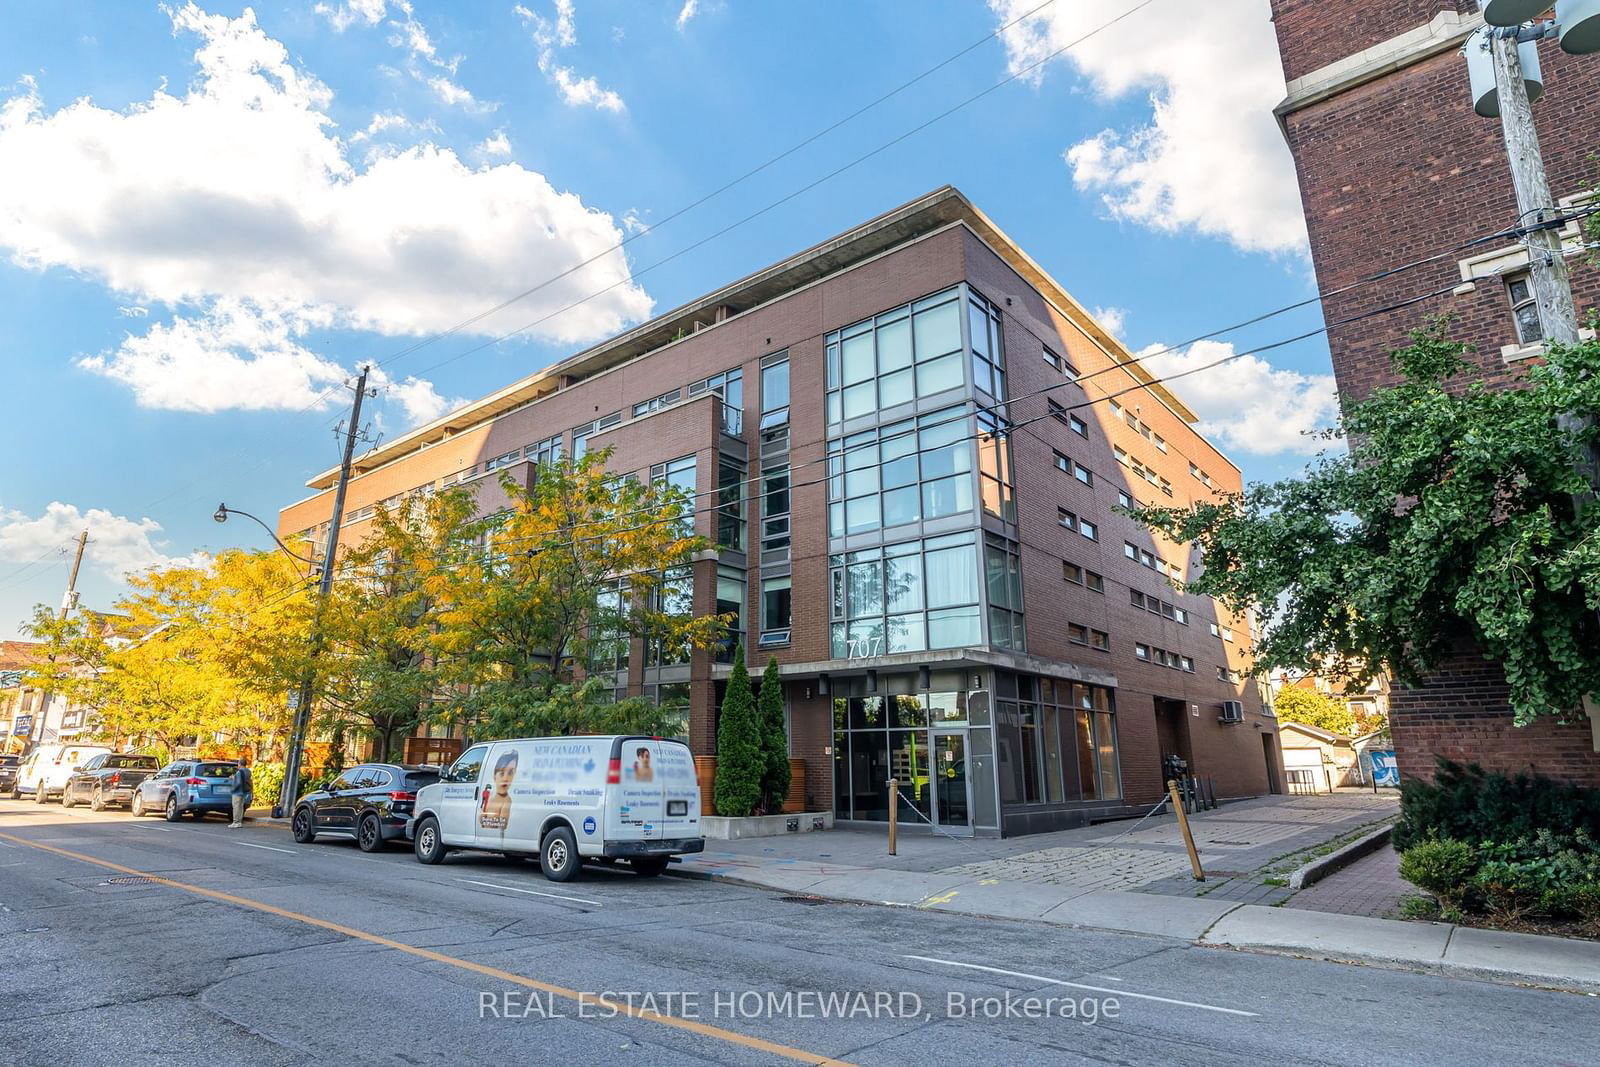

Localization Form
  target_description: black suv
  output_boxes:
[291,763,440,852]
[0,754,17,796]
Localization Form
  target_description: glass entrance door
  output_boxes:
[931,732,970,831]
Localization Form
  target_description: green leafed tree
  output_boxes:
[318,488,476,761]
[758,655,790,813]
[1272,686,1357,736]
[713,645,763,818]
[427,447,727,738]
[1129,322,1600,725]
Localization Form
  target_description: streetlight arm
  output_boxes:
[214,504,320,567]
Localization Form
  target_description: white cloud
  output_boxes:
[476,130,512,157]
[386,374,465,426]
[516,2,626,113]
[546,67,624,113]
[1137,339,1340,456]
[426,73,495,112]
[0,5,652,412]
[675,0,699,31]
[117,305,148,318]
[80,300,349,413]
[0,502,204,580]
[348,109,440,144]
[1090,305,1127,336]
[990,0,1306,256]
[314,0,388,32]
[620,208,647,235]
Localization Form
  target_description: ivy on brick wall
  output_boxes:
[1128,320,1600,726]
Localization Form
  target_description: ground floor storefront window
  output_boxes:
[831,690,995,833]
[830,671,1122,836]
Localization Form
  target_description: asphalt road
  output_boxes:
[0,799,1593,1066]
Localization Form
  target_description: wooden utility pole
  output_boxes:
[21,529,88,759]
[1168,779,1205,882]
[1484,17,1600,496]
[276,367,373,817]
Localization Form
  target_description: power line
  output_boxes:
[372,0,1071,370]
[385,0,1164,384]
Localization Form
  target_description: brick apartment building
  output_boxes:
[1270,1,1600,785]
[279,187,1283,836]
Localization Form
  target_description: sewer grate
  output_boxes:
[104,876,159,886]
[778,896,829,906]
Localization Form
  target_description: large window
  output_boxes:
[525,433,563,468]
[761,462,790,561]
[715,565,745,664]
[827,405,973,536]
[829,533,981,658]
[589,578,629,676]
[760,352,789,429]
[826,287,967,424]
[648,567,694,667]
[984,535,1025,652]
[976,410,1015,523]
[968,288,1006,400]
[652,454,697,535]
[760,575,791,645]
[717,454,746,550]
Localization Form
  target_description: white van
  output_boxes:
[13,743,113,802]
[409,734,703,882]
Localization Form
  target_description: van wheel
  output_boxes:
[632,857,669,878]
[292,806,317,844]
[35,786,51,804]
[540,826,579,883]
[414,816,447,865]
[357,814,383,852]
[164,795,182,822]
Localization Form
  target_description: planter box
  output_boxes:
[701,810,833,840]
[696,756,808,817]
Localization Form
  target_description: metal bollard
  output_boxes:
[887,778,898,856]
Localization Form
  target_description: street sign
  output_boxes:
[1368,749,1399,788]
[13,714,32,738]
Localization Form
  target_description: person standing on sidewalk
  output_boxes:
[229,753,253,828]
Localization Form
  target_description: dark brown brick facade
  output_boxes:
[1272,2,1600,786]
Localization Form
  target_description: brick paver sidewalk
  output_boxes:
[1284,844,1414,919]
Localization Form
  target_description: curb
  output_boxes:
[1288,822,1394,891]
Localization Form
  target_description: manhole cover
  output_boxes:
[779,896,828,906]
[104,876,158,886]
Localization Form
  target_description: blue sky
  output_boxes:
[0,0,1333,638]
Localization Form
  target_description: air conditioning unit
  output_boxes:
[1219,700,1244,723]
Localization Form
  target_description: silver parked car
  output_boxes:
[130,760,239,821]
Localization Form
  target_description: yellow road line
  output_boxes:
[0,829,853,1066]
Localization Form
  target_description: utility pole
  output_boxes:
[22,528,88,759]
[1481,11,1600,493]
[276,366,374,817]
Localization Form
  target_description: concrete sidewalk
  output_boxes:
[670,806,1600,994]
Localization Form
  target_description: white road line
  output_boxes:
[902,955,1261,1017]
[130,823,173,832]
[460,878,603,907]
[234,841,297,855]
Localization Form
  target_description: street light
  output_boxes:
[213,503,320,571]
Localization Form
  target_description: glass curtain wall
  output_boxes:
[828,533,981,659]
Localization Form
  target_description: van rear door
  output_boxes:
[654,740,700,841]
[608,737,665,843]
